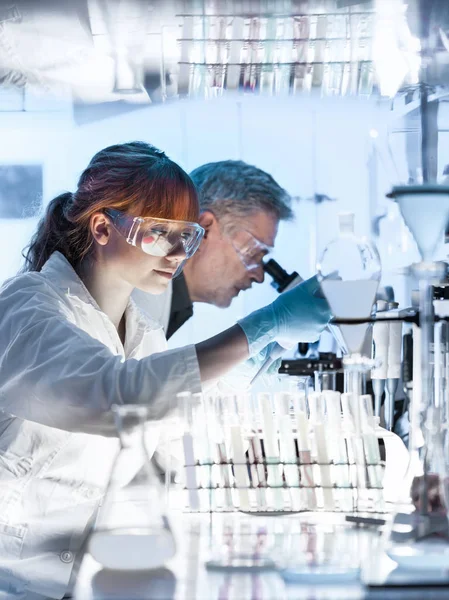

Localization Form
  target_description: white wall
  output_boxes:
[0,110,73,280]
[1,93,432,345]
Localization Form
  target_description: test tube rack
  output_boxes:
[170,391,387,516]
[175,7,376,98]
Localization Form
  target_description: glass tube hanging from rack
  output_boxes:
[175,3,376,98]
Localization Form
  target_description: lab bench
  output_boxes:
[74,512,449,600]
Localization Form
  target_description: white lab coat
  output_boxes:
[132,284,172,333]
[0,252,201,599]
[132,283,198,350]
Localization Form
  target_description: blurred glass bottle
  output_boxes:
[88,405,176,571]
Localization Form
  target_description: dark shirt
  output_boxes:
[166,272,194,339]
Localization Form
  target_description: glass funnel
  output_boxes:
[87,405,176,571]
[317,212,381,378]
[390,186,449,263]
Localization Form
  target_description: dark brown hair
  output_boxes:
[22,141,199,272]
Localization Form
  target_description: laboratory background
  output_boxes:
[1,0,449,598]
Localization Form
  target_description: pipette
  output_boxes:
[250,342,290,386]
[371,300,388,419]
[385,302,402,431]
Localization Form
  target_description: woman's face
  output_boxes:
[90,212,187,294]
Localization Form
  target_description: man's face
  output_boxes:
[185,210,279,308]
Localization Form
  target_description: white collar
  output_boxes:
[41,252,161,336]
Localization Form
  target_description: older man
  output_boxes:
[133,159,293,338]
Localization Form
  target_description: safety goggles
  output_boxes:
[104,208,205,260]
[227,228,273,271]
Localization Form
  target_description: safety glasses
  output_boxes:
[227,228,273,271]
[104,208,205,260]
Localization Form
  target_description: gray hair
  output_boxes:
[189,160,294,225]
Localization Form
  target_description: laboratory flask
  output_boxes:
[88,404,176,570]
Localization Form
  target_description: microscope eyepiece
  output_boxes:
[263,259,300,293]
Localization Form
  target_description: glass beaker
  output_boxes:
[88,405,176,571]
[282,375,311,396]
[314,370,337,393]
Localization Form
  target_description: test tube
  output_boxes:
[214,395,235,511]
[194,393,213,492]
[193,393,216,510]
[178,17,194,96]
[292,15,309,94]
[347,12,359,95]
[258,393,284,511]
[314,370,337,393]
[260,16,277,94]
[276,16,293,94]
[245,18,261,92]
[227,16,244,90]
[330,14,346,95]
[229,423,251,511]
[308,392,334,511]
[341,392,368,512]
[275,392,302,511]
[358,60,374,97]
[180,392,200,511]
[247,394,267,511]
[360,394,384,511]
[247,435,265,511]
[293,391,317,510]
[323,391,352,512]
[311,14,327,89]
[228,393,252,511]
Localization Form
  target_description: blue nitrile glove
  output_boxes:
[238,275,331,357]
[219,341,283,391]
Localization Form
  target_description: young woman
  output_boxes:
[0,141,329,598]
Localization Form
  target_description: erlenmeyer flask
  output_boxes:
[88,405,176,570]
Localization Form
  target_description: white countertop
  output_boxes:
[74,511,434,600]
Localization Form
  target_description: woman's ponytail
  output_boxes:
[22,192,76,272]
